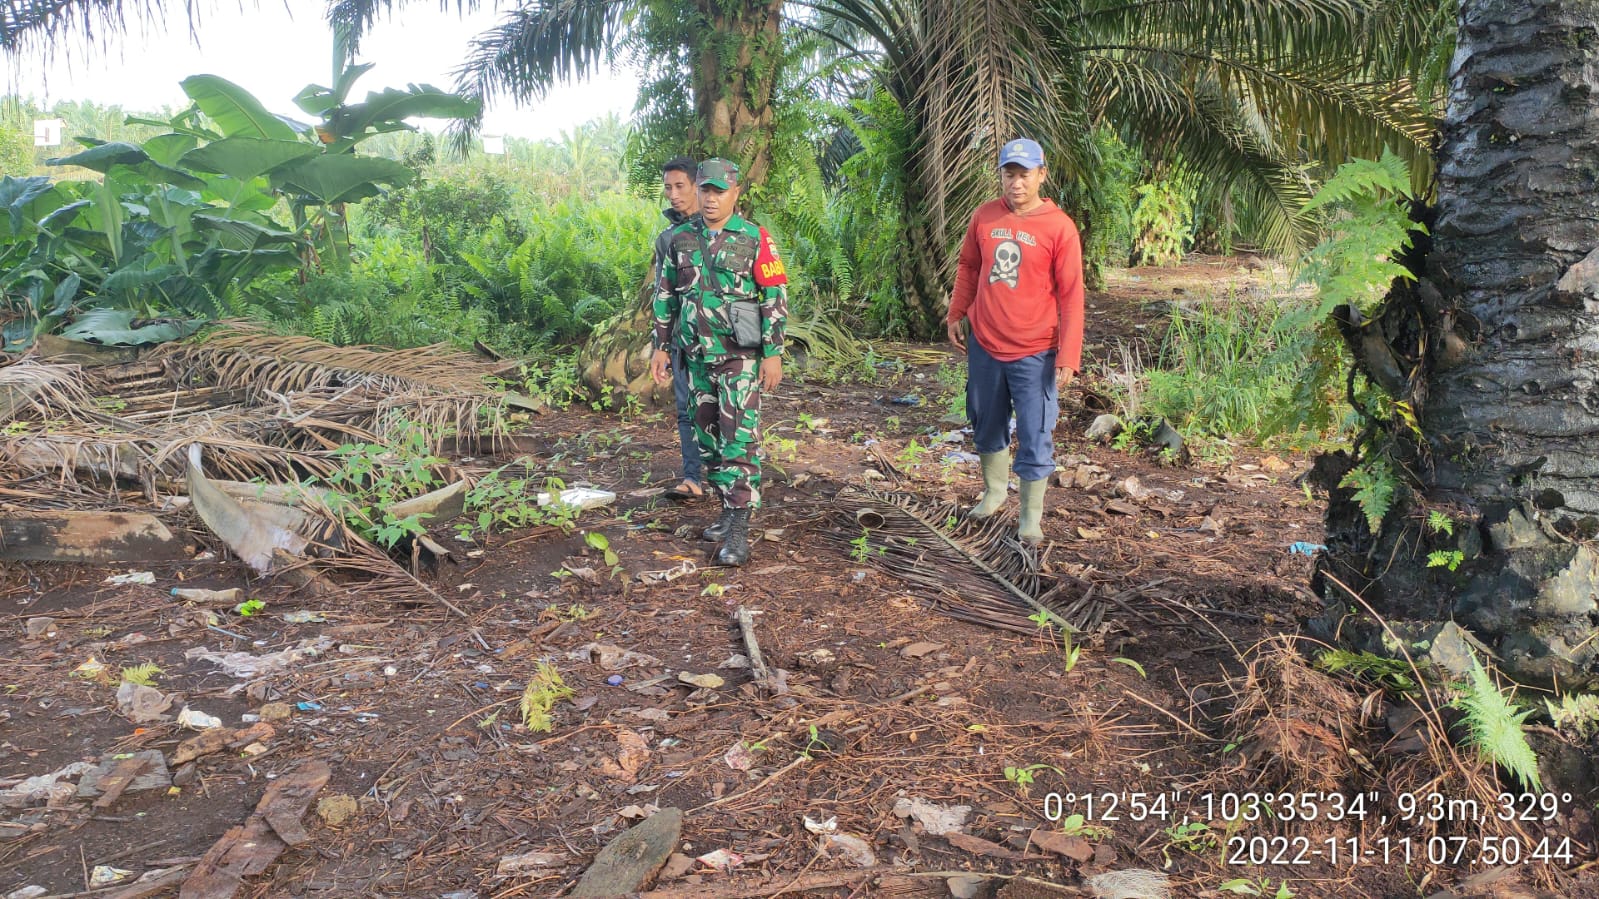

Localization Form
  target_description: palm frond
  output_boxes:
[451,0,636,108]
[160,320,503,396]
[829,487,1106,634]
[0,359,96,422]
[0,0,164,53]
[327,0,485,50]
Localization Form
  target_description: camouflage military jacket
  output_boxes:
[653,214,788,361]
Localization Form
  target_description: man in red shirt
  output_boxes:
[946,138,1085,544]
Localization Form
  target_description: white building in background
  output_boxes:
[33,119,64,147]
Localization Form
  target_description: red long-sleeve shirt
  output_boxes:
[946,198,1085,373]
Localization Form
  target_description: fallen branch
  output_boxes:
[734,606,784,694]
[30,865,192,899]
[634,870,1086,898]
[634,869,879,898]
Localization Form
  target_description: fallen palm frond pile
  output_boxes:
[1202,636,1584,895]
[827,486,1107,633]
[2,321,527,493]
[0,321,539,604]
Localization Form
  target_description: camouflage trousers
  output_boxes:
[688,354,763,509]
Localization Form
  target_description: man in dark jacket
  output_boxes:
[654,156,705,500]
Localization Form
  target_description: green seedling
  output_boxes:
[1004,763,1063,793]
[1219,877,1293,898]
[520,662,575,733]
[1057,812,1111,840]
[584,531,620,567]
[1061,630,1082,673]
[120,663,162,687]
[1111,657,1146,678]
[235,598,265,616]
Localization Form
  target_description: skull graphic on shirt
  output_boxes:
[989,239,1022,288]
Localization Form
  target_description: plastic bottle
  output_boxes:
[170,586,244,603]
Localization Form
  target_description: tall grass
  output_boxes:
[1115,292,1341,445]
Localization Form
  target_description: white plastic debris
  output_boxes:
[177,708,222,730]
[186,637,334,683]
[695,849,743,872]
[0,762,95,808]
[892,796,971,835]
[802,815,837,835]
[115,682,174,723]
[638,559,697,584]
[536,487,616,510]
[89,866,133,886]
[821,833,876,867]
[281,610,328,623]
[103,571,155,586]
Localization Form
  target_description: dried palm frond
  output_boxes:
[157,321,503,398]
[828,487,1105,634]
[0,359,96,423]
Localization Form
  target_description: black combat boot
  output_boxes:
[703,506,737,542]
[715,508,751,567]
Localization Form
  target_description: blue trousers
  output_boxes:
[966,340,1058,482]
[672,347,704,485]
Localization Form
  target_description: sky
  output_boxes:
[3,2,640,141]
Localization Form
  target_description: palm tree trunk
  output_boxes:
[899,159,958,340]
[1318,0,1599,689]
[692,0,784,189]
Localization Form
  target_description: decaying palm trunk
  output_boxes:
[575,291,673,406]
[1318,0,1599,689]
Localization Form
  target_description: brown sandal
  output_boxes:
[665,479,705,501]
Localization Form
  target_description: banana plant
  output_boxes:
[1,65,477,350]
[173,63,477,272]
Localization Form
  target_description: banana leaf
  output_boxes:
[181,138,319,182]
[142,133,200,167]
[181,75,301,141]
[48,142,207,191]
[1,176,56,234]
[271,154,413,205]
[60,308,205,346]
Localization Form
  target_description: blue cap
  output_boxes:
[999,138,1045,169]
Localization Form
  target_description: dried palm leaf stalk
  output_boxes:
[0,359,97,423]
[156,320,501,397]
[828,487,1105,634]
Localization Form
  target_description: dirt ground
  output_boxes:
[3,257,1595,899]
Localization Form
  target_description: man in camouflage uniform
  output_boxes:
[650,158,788,567]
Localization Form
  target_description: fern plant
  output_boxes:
[120,662,162,687]
[1277,150,1424,437]
[1454,655,1542,792]
[1545,693,1599,740]
[1315,648,1416,693]
[1130,176,1195,267]
[1299,149,1424,318]
[1339,458,1399,535]
[520,662,576,733]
